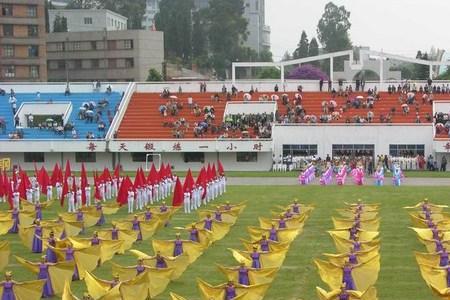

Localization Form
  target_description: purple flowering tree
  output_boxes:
[287,64,329,80]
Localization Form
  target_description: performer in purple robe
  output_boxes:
[225,281,237,300]
[349,226,358,241]
[284,209,293,219]
[91,231,100,246]
[189,224,199,242]
[1,271,15,300]
[204,214,213,231]
[155,251,168,268]
[348,248,358,264]
[38,256,55,298]
[223,201,232,211]
[111,224,119,240]
[342,261,355,290]
[292,200,301,214]
[250,246,261,269]
[159,202,168,213]
[446,265,450,287]
[35,203,43,220]
[55,216,67,239]
[136,259,146,275]
[278,216,287,229]
[8,208,19,234]
[64,243,79,281]
[132,215,142,241]
[238,263,250,285]
[109,274,120,288]
[352,237,361,252]
[259,235,270,252]
[338,284,350,300]
[435,239,444,253]
[95,201,105,226]
[144,207,152,221]
[45,231,58,263]
[269,224,278,242]
[214,207,222,221]
[173,233,183,256]
[32,220,43,253]
[440,250,449,267]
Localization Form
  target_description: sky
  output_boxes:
[266,0,450,61]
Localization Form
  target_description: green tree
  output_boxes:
[317,2,352,70]
[192,10,208,59]
[308,37,320,66]
[146,68,163,81]
[155,0,194,64]
[281,51,292,61]
[256,67,281,79]
[206,0,248,79]
[100,0,146,29]
[45,1,54,33]
[414,51,430,80]
[259,49,273,62]
[293,30,309,59]
[66,0,99,9]
[53,15,68,32]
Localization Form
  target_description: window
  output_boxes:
[28,45,39,57]
[1,4,12,16]
[131,153,153,162]
[55,43,64,51]
[183,152,205,163]
[3,24,13,37]
[124,40,133,49]
[27,6,37,17]
[3,66,15,78]
[332,144,374,158]
[75,152,96,163]
[24,153,44,163]
[90,41,97,50]
[91,59,99,68]
[28,25,38,37]
[108,59,117,68]
[73,42,81,50]
[283,144,318,157]
[125,58,134,68]
[237,152,258,162]
[84,17,93,25]
[2,45,14,57]
[389,144,425,157]
[107,40,116,50]
[30,66,39,78]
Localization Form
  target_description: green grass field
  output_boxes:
[1,185,447,300]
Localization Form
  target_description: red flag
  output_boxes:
[183,169,195,193]
[211,164,217,178]
[18,170,30,199]
[196,167,207,199]
[147,164,159,185]
[0,171,3,198]
[117,176,133,206]
[217,160,225,176]
[51,163,60,186]
[113,164,121,179]
[64,160,72,180]
[166,163,173,178]
[61,177,69,206]
[94,170,101,200]
[102,167,112,182]
[171,177,183,207]
[39,166,50,193]
[81,163,88,204]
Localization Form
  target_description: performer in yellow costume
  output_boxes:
[229,246,288,269]
[68,231,123,264]
[316,285,378,300]
[217,262,278,285]
[152,233,205,264]
[0,271,45,300]
[197,279,270,300]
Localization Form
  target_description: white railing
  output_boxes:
[105,82,136,140]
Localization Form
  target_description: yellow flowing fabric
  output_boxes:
[417,263,449,290]
[68,237,123,264]
[275,204,314,214]
[322,246,380,266]
[22,201,53,212]
[247,226,300,243]
[129,249,190,280]
[0,211,11,220]
[332,217,380,232]
[0,241,10,271]
[404,202,448,211]
[414,236,450,253]
[84,271,121,300]
[409,211,450,223]
[409,227,450,241]
[330,234,380,253]
[174,226,212,248]
[0,279,46,300]
[15,256,75,295]
[240,239,290,252]
[328,230,379,242]
[315,255,380,292]
[113,219,161,241]
[344,202,380,209]
[198,210,239,224]
[335,209,378,220]
[152,239,204,264]
[415,251,445,267]
[197,279,270,300]
[170,292,189,300]
[62,281,79,300]
[316,286,378,300]
[50,245,101,279]
[219,202,247,213]
[110,263,173,298]
[229,248,288,268]
[216,264,279,285]
[97,229,138,253]
[259,216,305,229]
[0,219,13,235]
[18,211,36,227]
[429,283,450,299]
[193,219,232,242]
[148,206,180,224]
[18,224,64,251]
[44,219,84,238]
[59,212,100,228]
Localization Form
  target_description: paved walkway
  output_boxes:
[226,177,450,186]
